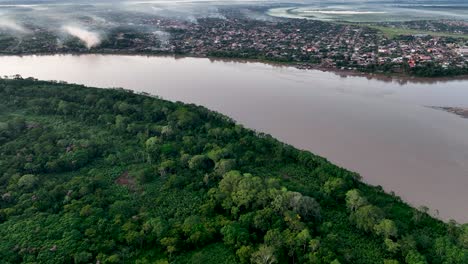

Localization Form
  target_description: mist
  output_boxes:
[0,0,293,49]
[62,25,101,49]
[0,17,29,33]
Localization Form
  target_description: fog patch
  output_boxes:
[153,30,170,48]
[123,2,227,23]
[62,25,101,49]
[240,8,279,21]
[0,18,29,33]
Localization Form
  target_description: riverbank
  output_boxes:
[433,107,468,119]
[3,51,468,85]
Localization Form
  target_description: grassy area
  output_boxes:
[365,25,468,39]
[334,20,468,39]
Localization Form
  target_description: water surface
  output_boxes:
[268,0,468,22]
[1,54,468,222]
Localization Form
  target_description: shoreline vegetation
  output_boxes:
[0,78,467,263]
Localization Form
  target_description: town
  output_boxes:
[1,7,467,77]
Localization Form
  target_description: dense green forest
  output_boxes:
[0,78,466,264]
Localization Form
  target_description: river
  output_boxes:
[1,54,468,222]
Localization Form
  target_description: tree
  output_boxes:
[115,115,130,131]
[63,149,90,170]
[188,155,215,172]
[182,215,214,245]
[7,117,26,135]
[399,235,418,256]
[413,206,429,223]
[296,195,321,221]
[158,160,176,177]
[145,136,160,163]
[115,101,134,115]
[169,108,200,128]
[323,177,347,198]
[214,159,237,176]
[251,245,277,264]
[106,254,121,263]
[296,228,312,252]
[405,250,427,264]
[17,174,38,190]
[345,189,368,211]
[207,147,232,162]
[142,217,167,242]
[74,251,92,263]
[350,205,384,232]
[237,245,254,264]
[57,100,75,117]
[460,224,468,248]
[384,238,400,254]
[282,228,301,258]
[160,237,178,257]
[272,191,320,220]
[374,219,398,238]
[433,236,467,264]
[221,223,250,248]
[253,208,277,232]
[264,229,283,250]
[230,175,263,211]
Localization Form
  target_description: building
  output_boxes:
[458,47,468,56]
